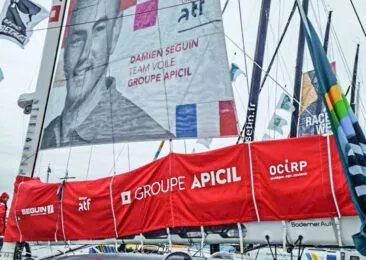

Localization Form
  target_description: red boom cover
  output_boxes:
[5,135,357,242]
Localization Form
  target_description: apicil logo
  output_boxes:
[120,166,240,206]
[268,159,308,181]
[121,191,132,205]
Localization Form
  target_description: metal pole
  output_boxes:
[260,1,297,91]
[323,11,333,55]
[351,44,360,112]
[349,0,366,38]
[289,0,309,138]
[238,0,272,143]
[313,10,333,135]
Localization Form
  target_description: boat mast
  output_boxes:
[323,11,333,55]
[0,2,69,258]
[290,0,309,137]
[17,1,69,179]
[350,44,360,113]
[259,1,297,91]
[238,0,271,143]
[312,10,333,135]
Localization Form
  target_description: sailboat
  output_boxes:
[0,0,365,259]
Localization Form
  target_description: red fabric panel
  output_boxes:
[219,101,238,136]
[61,178,115,240]
[4,176,29,241]
[0,202,5,235]
[4,136,357,242]
[112,157,171,237]
[172,144,256,226]
[6,177,60,241]
[251,135,339,220]
[329,136,357,216]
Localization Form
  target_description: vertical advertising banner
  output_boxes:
[298,62,335,136]
[41,0,237,149]
[0,0,48,48]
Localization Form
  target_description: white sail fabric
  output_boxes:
[41,0,237,149]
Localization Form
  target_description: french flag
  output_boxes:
[176,101,238,138]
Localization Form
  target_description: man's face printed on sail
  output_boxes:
[63,0,121,110]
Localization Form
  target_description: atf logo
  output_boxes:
[21,205,54,216]
[78,197,91,212]
[268,159,308,181]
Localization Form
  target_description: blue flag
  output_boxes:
[230,63,245,82]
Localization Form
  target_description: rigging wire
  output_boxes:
[221,0,230,15]
[238,0,251,94]
[224,33,315,117]
[273,0,282,139]
[104,1,117,176]
[107,144,126,176]
[319,0,353,83]
[349,0,366,38]
[309,0,323,38]
[20,1,204,34]
[260,0,297,91]
[85,145,93,180]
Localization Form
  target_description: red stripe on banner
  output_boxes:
[49,5,61,23]
[252,136,335,220]
[219,100,238,136]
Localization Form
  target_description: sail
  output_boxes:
[40,0,237,150]
[298,63,336,136]
[4,135,357,242]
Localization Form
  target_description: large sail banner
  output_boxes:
[41,0,237,149]
[0,0,48,48]
[298,63,336,136]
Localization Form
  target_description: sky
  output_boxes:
[0,0,365,200]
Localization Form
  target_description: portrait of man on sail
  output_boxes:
[41,0,237,150]
[41,0,173,149]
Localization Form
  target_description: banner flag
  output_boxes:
[298,5,366,255]
[230,63,245,82]
[196,138,213,149]
[41,0,237,149]
[268,114,288,135]
[262,133,272,141]
[0,0,48,48]
[277,92,295,112]
[298,63,336,136]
